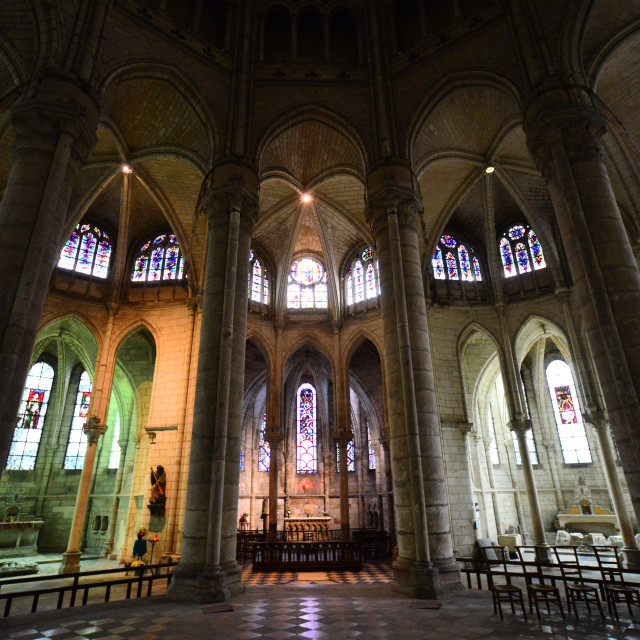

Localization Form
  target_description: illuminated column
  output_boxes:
[526,94,640,526]
[59,418,106,574]
[170,161,258,603]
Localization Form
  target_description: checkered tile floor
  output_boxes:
[3,587,638,640]
[241,562,393,585]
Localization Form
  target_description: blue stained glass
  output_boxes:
[76,233,97,275]
[249,249,254,261]
[258,413,270,472]
[252,260,262,301]
[336,440,355,472]
[362,246,373,261]
[515,242,531,273]
[133,254,148,282]
[178,256,184,279]
[368,426,376,470]
[297,384,317,473]
[472,254,482,281]
[149,247,164,281]
[346,273,353,305]
[354,260,364,302]
[239,432,245,471]
[433,247,445,280]
[64,371,92,470]
[163,244,179,280]
[446,252,459,280]
[508,225,526,240]
[132,234,185,283]
[291,258,323,285]
[366,263,376,299]
[263,273,269,304]
[154,235,167,245]
[59,231,80,270]
[441,234,457,248]
[528,230,546,270]
[93,242,111,279]
[458,245,472,281]
[500,238,516,277]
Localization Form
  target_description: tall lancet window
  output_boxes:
[336,439,355,472]
[258,413,270,472]
[345,247,380,308]
[296,384,317,473]
[288,258,327,309]
[249,250,269,305]
[64,371,92,469]
[132,234,185,282]
[546,360,592,464]
[499,224,546,278]
[367,425,377,470]
[7,362,55,470]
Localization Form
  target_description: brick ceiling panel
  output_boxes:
[413,86,520,166]
[0,1,37,73]
[92,126,121,159]
[418,159,477,235]
[490,175,523,234]
[505,171,555,230]
[293,204,324,257]
[259,179,296,216]
[103,78,211,164]
[314,174,365,227]
[494,126,533,166]
[68,167,115,223]
[253,204,298,267]
[259,120,363,186]
[128,175,166,247]
[84,174,123,233]
[315,200,366,270]
[446,180,485,244]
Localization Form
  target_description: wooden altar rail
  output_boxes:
[252,541,364,571]
[0,561,175,617]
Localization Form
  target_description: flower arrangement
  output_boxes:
[131,559,146,568]
[137,528,147,538]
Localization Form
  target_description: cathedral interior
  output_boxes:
[2,0,640,632]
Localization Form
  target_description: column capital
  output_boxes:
[508,418,532,435]
[582,410,609,431]
[200,158,259,232]
[83,416,107,445]
[265,430,283,446]
[333,429,353,445]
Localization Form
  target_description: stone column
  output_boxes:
[265,433,282,541]
[380,433,395,545]
[0,79,99,472]
[169,160,258,603]
[584,412,640,566]
[366,160,462,598]
[59,418,106,573]
[334,430,352,541]
[509,419,550,562]
[525,92,640,525]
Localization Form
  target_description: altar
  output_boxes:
[284,517,331,541]
[0,520,44,557]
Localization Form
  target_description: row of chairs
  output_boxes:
[481,545,640,621]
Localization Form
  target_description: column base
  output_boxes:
[167,565,230,603]
[221,560,245,598]
[391,557,444,599]
[623,548,640,570]
[431,558,465,595]
[59,551,81,574]
[533,544,553,565]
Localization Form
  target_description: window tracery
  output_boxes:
[432,234,482,282]
[367,425,377,470]
[345,247,380,307]
[288,258,327,309]
[58,224,112,279]
[132,234,185,283]
[499,224,546,278]
[7,362,55,470]
[258,412,270,472]
[249,250,269,305]
[296,384,317,473]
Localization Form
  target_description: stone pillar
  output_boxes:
[59,417,106,573]
[169,160,258,603]
[0,79,99,472]
[265,433,282,542]
[584,412,640,566]
[509,419,551,562]
[366,160,462,598]
[380,433,395,545]
[334,430,352,541]
[525,92,640,525]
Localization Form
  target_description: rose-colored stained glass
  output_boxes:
[528,230,546,270]
[446,252,459,280]
[472,254,482,281]
[297,384,317,473]
[433,246,445,280]
[500,238,516,277]
[515,242,531,273]
[459,245,473,281]
[366,263,376,299]
[354,260,364,302]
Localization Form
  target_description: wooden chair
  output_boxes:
[552,545,604,619]
[480,545,527,621]
[592,545,640,619]
[515,546,564,619]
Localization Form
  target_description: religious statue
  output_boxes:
[148,465,166,516]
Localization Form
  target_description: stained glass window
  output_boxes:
[249,250,270,306]
[108,412,121,469]
[367,425,377,470]
[546,360,591,464]
[433,247,445,280]
[458,245,473,281]
[258,413,270,472]
[7,362,55,470]
[58,224,112,279]
[500,224,546,279]
[446,252,459,280]
[239,432,245,471]
[288,258,327,310]
[346,248,380,307]
[433,234,482,283]
[296,384,317,473]
[64,371,92,470]
[132,234,185,282]
[512,428,538,465]
[336,439,355,472]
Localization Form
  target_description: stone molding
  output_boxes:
[83,416,107,445]
[507,418,532,435]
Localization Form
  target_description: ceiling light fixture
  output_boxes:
[485,166,495,174]
[121,163,133,174]
[301,193,312,203]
